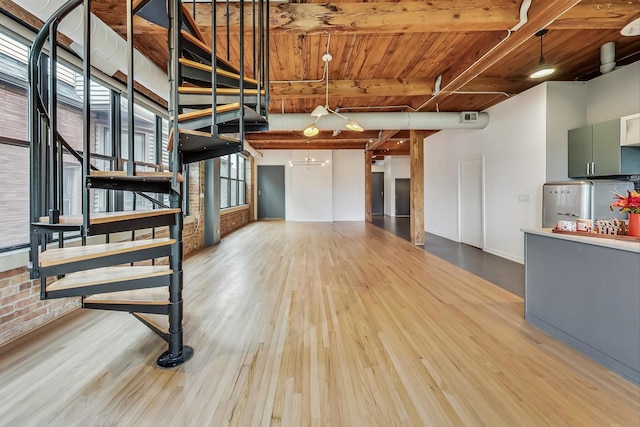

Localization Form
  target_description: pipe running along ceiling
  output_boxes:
[13,0,168,100]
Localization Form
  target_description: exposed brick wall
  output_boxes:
[0,267,80,345]
[221,206,251,237]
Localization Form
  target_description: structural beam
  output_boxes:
[271,79,434,99]
[99,1,637,35]
[184,1,520,34]
[367,130,401,151]
[418,0,582,111]
[365,150,373,223]
[410,130,425,245]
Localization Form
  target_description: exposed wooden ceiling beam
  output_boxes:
[367,130,401,151]
[102,1,519,35]
[549,1,640,30]
[419,0,582,111]
[270,79,434,98]
[104,1,638,36]
[269,77,534,99]
[246,140,367,150]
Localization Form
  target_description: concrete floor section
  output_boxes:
[371,215,525,298]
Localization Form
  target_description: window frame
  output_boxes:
[0,29,183,252]
[220,153,247,210]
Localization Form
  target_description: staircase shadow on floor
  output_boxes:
[371,215,524,298]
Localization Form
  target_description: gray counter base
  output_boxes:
[524,231,640,386]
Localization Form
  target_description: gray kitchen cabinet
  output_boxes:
[568,125,593,177]
[568,118,640,178]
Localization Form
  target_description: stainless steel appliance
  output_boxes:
[542,180,634,228]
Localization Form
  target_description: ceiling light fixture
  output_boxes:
[304,51,365,135]
[621,16,640,37]
[303,121,320,137]
[530,29,555,79]
[288,141,331,168]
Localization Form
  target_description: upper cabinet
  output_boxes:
[568,118,640,178]
[620,113,640,147]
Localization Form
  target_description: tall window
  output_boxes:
[0,32,30,250]
[220,153,246,209]
[0,30,170,251]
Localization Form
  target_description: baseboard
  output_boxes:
[525,312,640,386]
[483,247,523,264]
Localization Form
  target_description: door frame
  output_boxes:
[458,156,485,248]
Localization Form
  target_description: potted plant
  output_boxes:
[611,190,640,237]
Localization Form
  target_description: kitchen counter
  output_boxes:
[523,229,640,385]
[522,228,640,253]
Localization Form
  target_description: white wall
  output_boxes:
[546,81,587,181]
[257,149,365,222]
[384,155,410,217]
[587,61,640,123]
[333,150,365,221]
[290,150,333,221]
[424,84,548,263]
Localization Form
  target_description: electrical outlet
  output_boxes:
[518,193,531,202]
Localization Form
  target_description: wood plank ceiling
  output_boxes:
[7,0,640,156]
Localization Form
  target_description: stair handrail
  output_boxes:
[28,0,84,227]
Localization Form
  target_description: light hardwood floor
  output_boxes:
[1,221,638,426]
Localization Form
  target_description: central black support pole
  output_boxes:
[126,0,135,176]
[158,0,193,368]
[82,0,92,239]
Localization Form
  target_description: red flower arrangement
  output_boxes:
[610,190,640,214]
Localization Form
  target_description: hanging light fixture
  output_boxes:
[530,29,555,79]
[304,50,365,135]
[303,122,320,137]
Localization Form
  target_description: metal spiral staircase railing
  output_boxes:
[27,0,269,367]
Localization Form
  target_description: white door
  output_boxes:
[460,157,483,248]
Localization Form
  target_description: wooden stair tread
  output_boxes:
[179,58,259,85]
[47,266,171,292]
[181,31,241,76]
[179,86,265,95]
[91,170,127,176]
[38,208,180,225]
[40,238,175,268]
[84,288,169,305]
[178,103,241,122]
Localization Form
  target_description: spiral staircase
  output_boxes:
[27,0,269,367]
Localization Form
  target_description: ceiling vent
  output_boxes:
[460,111,479,123]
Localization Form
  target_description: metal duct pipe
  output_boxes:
[13,0,168,100]
[600,42,616,74]
[268,112,490,131]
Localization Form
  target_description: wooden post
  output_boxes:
[410,130,425,245]
[365,150,372,222]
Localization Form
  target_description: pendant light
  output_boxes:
[303,51,364,136]
[303,122,320,137]
[530,29,555,79]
